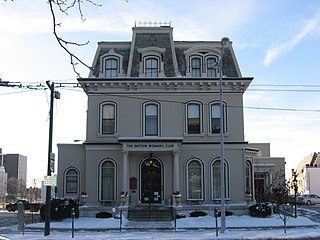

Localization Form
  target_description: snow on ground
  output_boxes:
[1,214,320,240]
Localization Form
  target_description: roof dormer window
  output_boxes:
[138,47,165,78]
[105,58,118,78]
[184,46,220,78]
[100,49,123,78]
[206,57,218,77]
[191,57,201,77]
[145,57,159,78]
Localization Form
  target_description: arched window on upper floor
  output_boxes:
[105,58,118,78]
[145,57,159,78]
[184,46,220,77]
[138,47,166,78]
[100,102,117,135]
[186,102,202,134]
[186,158,204,201]
[206,56,218,77]
[143,102,160,136]
[210,101,227,134]
[191,57,201,77]
[100,49,124,78]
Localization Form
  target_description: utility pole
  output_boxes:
[44,81,60,236]
[219,37,230,233]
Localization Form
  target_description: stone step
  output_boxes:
[128,207,174,221]
[125,220,174,229]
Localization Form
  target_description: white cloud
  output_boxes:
[264,13,320,66]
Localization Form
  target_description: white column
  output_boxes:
[122,151,129,192]
[173,150,180,191]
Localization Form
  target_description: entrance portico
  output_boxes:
[120,138,182,205]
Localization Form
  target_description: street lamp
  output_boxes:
[291,169,298,218]
[219,37,230,233]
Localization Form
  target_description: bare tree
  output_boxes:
[48,0,102,76]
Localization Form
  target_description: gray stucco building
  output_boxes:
[57,24,285,215]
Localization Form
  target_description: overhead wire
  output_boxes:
[1,80,320,113]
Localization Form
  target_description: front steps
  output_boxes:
[128,206,174,221]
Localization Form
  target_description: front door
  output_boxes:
[141,157,162,204]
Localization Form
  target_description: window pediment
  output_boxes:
[138,47,166,54]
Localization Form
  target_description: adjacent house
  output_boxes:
[291,152,320,195]
[56,23,285,215]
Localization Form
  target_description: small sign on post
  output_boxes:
[44,175,57,186]
[50,153,55,173]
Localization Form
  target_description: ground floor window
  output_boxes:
[100,159,116,202]
[186,158,203,200]
[65,167,79,194]
[211,159,229,200]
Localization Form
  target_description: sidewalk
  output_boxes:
[24,214,318,231]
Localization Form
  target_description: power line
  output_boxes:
[1,80,320,113]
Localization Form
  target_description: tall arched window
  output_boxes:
[245,159,253,194]
[145,103,159,136]
[100,160,116,202]
[210,101,227,134]
[187,103,202,134]
[191,57,201,77]
[211,159,229,199]
[101,103,116,134]
[187,159,203,200]
[65,168,79,195]
[145,58,158,77]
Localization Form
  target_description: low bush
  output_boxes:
[248,203,272,218]
[190,211,207,217]
[96,212,113,218]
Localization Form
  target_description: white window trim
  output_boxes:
[186,158,204,201]
[100,49,124,78]
[205,55,219,77]
[98,158,117,202]
[142,101,161,137]
[184,46,220,77]
[64,167,80,197]
[185,101,203,135]
[138,47,165,78]
[209,101,228,135]
[210,158,230,201]
[245,158,254,195]
[99,101,118,136]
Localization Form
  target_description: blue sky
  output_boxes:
[0,0,320,186]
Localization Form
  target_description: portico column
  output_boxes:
[173,150,180,191]
[122,151,129,192]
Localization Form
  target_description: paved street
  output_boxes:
[297,204,320,224]
[0,209,41,234]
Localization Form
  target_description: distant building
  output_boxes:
[56,24,285,215]
[0,148,8,203]
[3,152,27,199]
[292,152,320,195]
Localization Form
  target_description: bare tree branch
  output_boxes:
[48,0,102,77]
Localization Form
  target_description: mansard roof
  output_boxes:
[89,26,242,79]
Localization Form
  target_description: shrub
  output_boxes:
[176,212,186,219]
[248,203,272,218]
[190,211,207,217]
[96,212,113,218]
